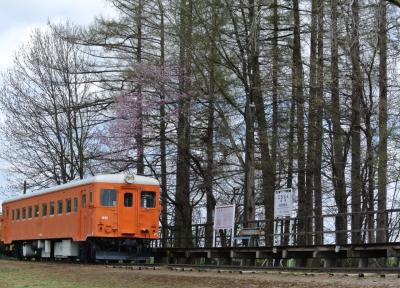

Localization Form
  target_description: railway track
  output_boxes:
[108,263,400,278]
[3,254,400,278]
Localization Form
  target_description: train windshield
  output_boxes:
[101,189,117,207]
[141,191,156,208]
[124,193,133,207]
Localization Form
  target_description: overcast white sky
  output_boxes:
[0,0,115,203]
[0,0,114,72]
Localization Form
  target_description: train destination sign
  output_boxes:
[274,188,293,218]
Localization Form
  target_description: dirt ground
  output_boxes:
[0,259,399,288]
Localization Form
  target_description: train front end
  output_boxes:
[86,174,161,261]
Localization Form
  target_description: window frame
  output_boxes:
[82,194,86,208]
[22,207,26,220]
[100,189,117,207]
[28,206,32,219]
[42,203,48,217]
[34,205,39,218]
[73,197,78,212]
[124,192,133,207]
[57,200,63,215]
[66,198,72,214]
[49,201,55,216]
[140,191,157,209]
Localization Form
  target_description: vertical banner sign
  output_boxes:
[274,188,293,218]
[213,204,235,247]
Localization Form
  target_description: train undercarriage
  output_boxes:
[6,237,152,263]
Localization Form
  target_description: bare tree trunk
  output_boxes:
[285,78,296,246]
[205,0,218,247]
[247,0,275,246]
[350,0,362,245]
[305,0,319,246]
[157,0,169,248]
[377,0,388,243]
[174,0,193,248]
[243,0,257,228]
[205,86,216,247]
[271,0,279,197]
[135,0,144,175]
[293,0,307,245]
[254,77,274,246]
[244,93,255,227]
[365,108,375,243]
[272,0,290,246]
[313,0,324,245]
[330,0,347,245]
[244,99,256,226]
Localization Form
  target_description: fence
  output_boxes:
[152,209,400,248]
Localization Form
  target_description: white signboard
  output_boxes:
[274,188,293,218]
[213,204,236,247]
[214,205,235,230]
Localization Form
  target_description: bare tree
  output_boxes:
[0,25,102,190]
[173,0,194,247]
[292,0,307,245]
[350,0,362,245]
[377,0,388,243]
[330,0,348,245]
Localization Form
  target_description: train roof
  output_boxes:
[2,174,159,205]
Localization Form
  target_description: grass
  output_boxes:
[0,260,161,288]
[2,258,387,288]
[0,260,188,288]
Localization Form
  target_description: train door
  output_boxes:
[137,189,158,237]
[80,191,91,240]
[1,207,8,243]
[118,188,137,234]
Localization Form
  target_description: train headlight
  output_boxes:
[124,174,135,184]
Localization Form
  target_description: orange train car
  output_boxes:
[0,174,160,261]
[0,215,3,254]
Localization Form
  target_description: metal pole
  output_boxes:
[212,209,216,247]
[231,205,236,247]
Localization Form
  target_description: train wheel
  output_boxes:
[79,240,96,263]
[88,239,97,262]
[79,242,89,263]
[14,242,23,260]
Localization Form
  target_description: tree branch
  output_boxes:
[387,0,400,7]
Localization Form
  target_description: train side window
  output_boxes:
[57,200,63,215]
[28,206,32,219]
[141,191,156,208]
[89,192,93,204]
[73,197,78,212]
[34,205,39,218]
[42,203,47,217]
[100,189,117,207]
[12,210,15,221]
[6,209,9,219]
[124,193,133,207]
[50,201,55,216]
[16,209,20,220]
[66,198,71,213]
[22,207,26,220]
[82,194,86,208]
